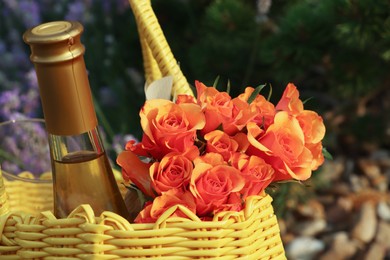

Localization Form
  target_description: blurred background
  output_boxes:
[0,0,389,259]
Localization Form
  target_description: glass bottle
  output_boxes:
[23,21,129,219]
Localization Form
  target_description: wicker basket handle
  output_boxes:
[129,0,194,97]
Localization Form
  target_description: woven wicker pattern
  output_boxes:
[0,194,285,259]
[129,0,194,97]
[0,170,127,216]
[2,172,53,215]
[0,171,9,216]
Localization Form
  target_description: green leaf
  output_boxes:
[271,179,304,186]
[267,84,273,101]
[247,84,266,104]
[213,76,220,88]
[322,147,333,160]
[226,79,231,94]
[303,96,314,104]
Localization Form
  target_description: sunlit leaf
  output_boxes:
[144,76,173,101]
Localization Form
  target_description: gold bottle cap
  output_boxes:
[23,21,85,63]
[23,21,97,136]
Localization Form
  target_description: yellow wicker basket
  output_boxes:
[0,0,286,258]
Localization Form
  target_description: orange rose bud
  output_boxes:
[276,83,304,115]
[239,87,276,130]
[195,80,233,134]
[222,97,256,135]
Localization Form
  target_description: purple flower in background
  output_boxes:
[20,88,40,117]
[4,0,41,28]
[19,0,41,28]
[0,41,6,54]
[0,89,22,120]
[99,86,118,107]
[102,0,130,15]
[11,46,30,69]
[115,0,130,13]
[21,69,41,117]
[0,70,41,120]
[0,118,51,176]
[3,0,18,11]
[25,69,38,90]
[65,1,87,23]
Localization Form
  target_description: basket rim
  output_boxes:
[26,193,274,229]
[0,117,45,127]
[2,171,52,184]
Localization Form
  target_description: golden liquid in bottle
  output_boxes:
[53,151,128,218]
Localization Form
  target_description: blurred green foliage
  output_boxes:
[150,0,390,150]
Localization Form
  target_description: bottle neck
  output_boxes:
[35,56,98,136]
[23,21,97,136]
[49,126,105,162]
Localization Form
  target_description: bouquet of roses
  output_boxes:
[117,80,326,223]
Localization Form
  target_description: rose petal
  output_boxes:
[117,150,154,197]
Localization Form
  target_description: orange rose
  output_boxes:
[204,130,239,161]
[222,97,256,135]
[196,81,256,135]
[247,111,313,181]
[190,162,245,216]
[230,153,275,198]
[195,81,233,134]
[150,153,193,195]
[239,87,276,129]
[275,83,304,115]
[116,150,155,198]
[135,189,196,223]
[296,110,326,144]
[134,99,205,160]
